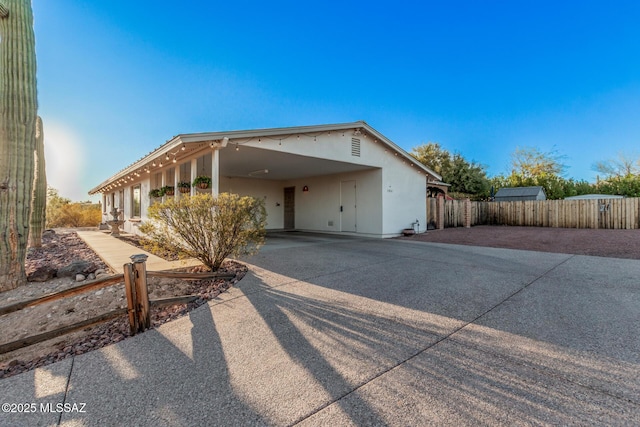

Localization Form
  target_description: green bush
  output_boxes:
[139,193,267,271]
[45,188,102,228]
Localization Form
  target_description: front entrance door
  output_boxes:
[340,180,357,232]
[284,186,295,230]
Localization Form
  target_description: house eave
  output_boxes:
[89,120,442,195]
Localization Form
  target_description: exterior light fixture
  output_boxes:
[165,154,170,161]
[181,144,186,151]
[303,185,309,192]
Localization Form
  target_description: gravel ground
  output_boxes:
[397,225,640,260]
[0,230,246,379]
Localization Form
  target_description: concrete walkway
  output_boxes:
[75,230,201,271]
[1,233,639,426]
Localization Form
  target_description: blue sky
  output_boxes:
[33,1,640,201]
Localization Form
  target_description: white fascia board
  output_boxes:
[89,120,442,194]
[174,121,367,143]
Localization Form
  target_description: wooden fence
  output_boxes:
[428,197,640,229]
[0,255,233,354]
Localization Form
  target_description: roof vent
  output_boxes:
[351,138,361,157]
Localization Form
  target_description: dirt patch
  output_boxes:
[0,230,246,379]
[397,225,640,259]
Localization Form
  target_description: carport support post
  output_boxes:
[190,158,197,196]
[211,149,220,196]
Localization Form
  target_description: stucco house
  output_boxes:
[89,121,441,238]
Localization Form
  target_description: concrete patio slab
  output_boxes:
[0,358,72,427]
[1,232,638,426]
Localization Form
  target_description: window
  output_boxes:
[132,185,141,218]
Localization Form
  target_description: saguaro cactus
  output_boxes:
[29,116,46,248]
[0,0,38,290]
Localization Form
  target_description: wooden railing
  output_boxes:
[0,255,234,354]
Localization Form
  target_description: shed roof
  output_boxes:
[495,186,545,198]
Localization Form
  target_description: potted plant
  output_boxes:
[148,188,165,198]
[162,185,175,196]
[192,175,212,189]
[178,181,191,193]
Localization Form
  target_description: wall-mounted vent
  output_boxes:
[351,138,361,157]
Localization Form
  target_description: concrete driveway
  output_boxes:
[2,232,639,426]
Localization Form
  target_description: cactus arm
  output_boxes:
[0,3,8,18]
[29,116,46,247]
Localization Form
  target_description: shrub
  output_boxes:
[139,193,267,271]
[46,202,102,228]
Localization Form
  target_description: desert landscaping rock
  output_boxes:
[0,230,247,379]
[26,265,56,282]
[57,260,97,278]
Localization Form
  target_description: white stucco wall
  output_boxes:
[281,169,383,236]
[219,176,285,229]
[381,162,427,236]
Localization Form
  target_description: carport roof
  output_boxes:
[89,121,441,194]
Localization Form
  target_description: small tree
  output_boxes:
[510,146,567,179]
[140,193,267,271]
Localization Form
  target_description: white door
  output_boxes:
[340,180,357,232]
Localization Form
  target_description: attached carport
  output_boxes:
[218,144,379,233]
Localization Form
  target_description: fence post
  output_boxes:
[437,196,445,230]
[464,198,471,228]
[123,263,138,335]
[131,254,150,331]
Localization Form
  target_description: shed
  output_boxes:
[494,186,546,201]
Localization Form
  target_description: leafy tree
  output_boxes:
[511,146,566,179]
[447,153,491,198]
[411,142,451,176]
[140,193,267,271]
[595,174,640,197]
[0,0,39,290]
[411,142,490,199]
